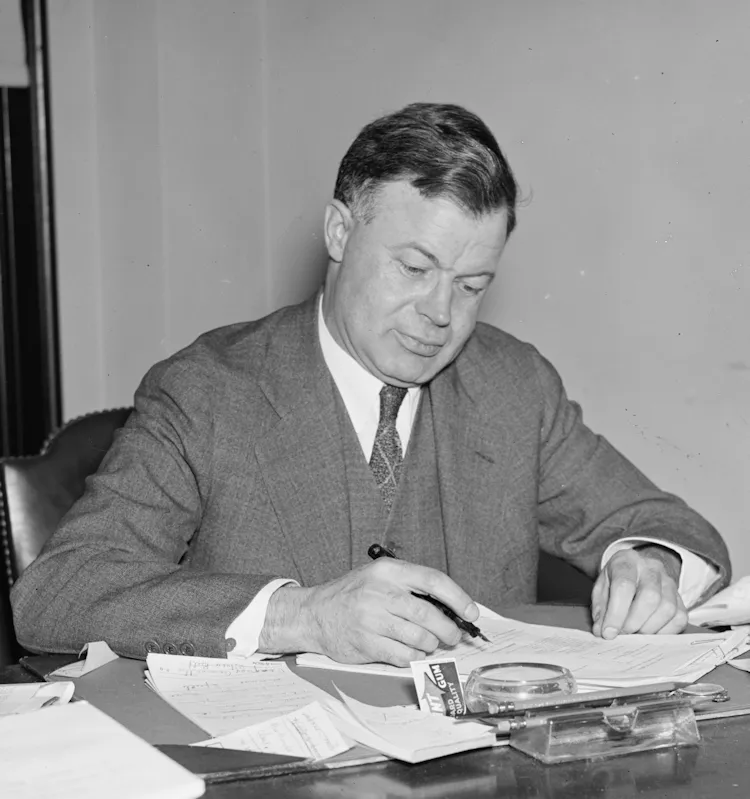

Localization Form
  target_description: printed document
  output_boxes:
[297,613,750,687]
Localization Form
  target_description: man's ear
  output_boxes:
[324,199,354,262]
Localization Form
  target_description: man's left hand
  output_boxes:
[591,545,687,638]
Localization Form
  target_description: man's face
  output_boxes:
[323,181,509,386]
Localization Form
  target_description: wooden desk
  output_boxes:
[220,718,750,798]
[4,656,749,798]
[6,606,750,798]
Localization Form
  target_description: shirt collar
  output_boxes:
[317,295,422,455]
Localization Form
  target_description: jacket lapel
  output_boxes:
[253,295,353,585]
[429,350,525,608]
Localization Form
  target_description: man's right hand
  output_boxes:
[257,559,480,666]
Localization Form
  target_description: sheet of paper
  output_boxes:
[0,700,204,799]
[727,640,750,673]
[690,576,750,626]
[297,614,750,687]
[320,688,496,764]
[0,681,75,716]
[50,641,119,679]
[194,701,351,761]
[145,655,330,737]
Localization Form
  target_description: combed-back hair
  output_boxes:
[334,102,518,236]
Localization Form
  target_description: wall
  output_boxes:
[48,0,268,410]
[48,1,749,574]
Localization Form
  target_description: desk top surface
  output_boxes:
[223,716,750,799]
[7,604,750,799]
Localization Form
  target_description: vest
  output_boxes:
[331,387,448,573]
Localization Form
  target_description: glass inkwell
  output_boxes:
[464,662,577,713]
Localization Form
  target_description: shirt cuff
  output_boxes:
[224,578,299,659]
[601,537,719,609]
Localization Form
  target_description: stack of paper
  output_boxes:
[0,701,204,799]
[320,689,497,764]
[145,654,330,737]
[144,654,495,765]
[297,613,750,688]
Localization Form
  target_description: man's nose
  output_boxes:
[418,281,452,327]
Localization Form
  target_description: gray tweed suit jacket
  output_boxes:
[11,294,730,659]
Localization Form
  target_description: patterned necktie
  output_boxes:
[369,384,408,512]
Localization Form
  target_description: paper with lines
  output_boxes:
[145,655,328,737]
[193,701,350,761]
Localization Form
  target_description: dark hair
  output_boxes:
[334,102,518,236]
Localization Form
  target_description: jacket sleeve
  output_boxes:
[10,357,276,660]
[531,348,731,594]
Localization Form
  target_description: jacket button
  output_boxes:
[144,640,161,654]
[225,637,237,652]
[179,642,195,657]
[164,643,178,655]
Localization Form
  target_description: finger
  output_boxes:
[636,595,687,635]
[615,555,684,634]
[303,567,456,665]
[619,571,665,634]
[356,571,458,649]
[598,558,638,639]
[394,562,479,623]
[367,637,428,668]
[650,605,688,635]
[377,586,462,648]
[400,593,462,648]
[590,573,608,636]
[380,604,445,651]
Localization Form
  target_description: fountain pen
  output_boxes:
[368,543,490,643]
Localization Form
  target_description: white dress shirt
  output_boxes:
[224,298,717,658]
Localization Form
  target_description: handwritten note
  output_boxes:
[194,701,351,761]
[297,613,750,687]
[145,655,330,737]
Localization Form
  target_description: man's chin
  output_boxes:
[376,358,445,387]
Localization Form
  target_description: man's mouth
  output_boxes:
[395,331,445,357]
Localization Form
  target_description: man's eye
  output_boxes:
[400,262,426,277]
[458,281,484,296]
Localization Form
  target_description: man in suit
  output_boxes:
[12,103,730,664]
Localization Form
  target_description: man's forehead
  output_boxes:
[368,181,505,228]
[363,181,508,257]
[368,180,464,216]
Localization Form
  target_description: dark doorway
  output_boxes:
[0,0,60,458]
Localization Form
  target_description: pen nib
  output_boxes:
[478,632,490,643]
